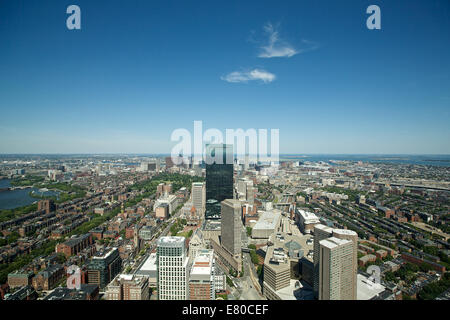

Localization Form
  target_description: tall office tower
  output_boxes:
[313,224,333,297]
[236,178,254,205]
[156,183,165,198]
[165,156,174,169]
[332,229,358,299]
[313,224,358,300]
[220,199,242,256]
[87,248,122,289]
[139,161,156,172]
[157,236,189,300]
[194,164,202,177]
[133,226,141,253]
[156,158,160,172]
[244,154,249,170]
[148,161,157,171]
[318,237,355,300]
[245,180,254,205]
[189,249,215,300]
[205,144,234,219]
[139,162,149,172]
[192,182,206,216]
[236,178,247,199]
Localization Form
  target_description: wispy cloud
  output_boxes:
[258,22,319,58]
[297,39,320,53]
[220,69,276,84]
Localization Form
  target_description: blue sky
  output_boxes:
[0,0,449,154]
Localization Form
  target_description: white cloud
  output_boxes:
[258,22,297,58]
[221,69,276,84]
[258,23,319,58]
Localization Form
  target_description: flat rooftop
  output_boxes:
[92,247,116,259]
[319,237,351,249]
[297,209,320,224]
[222,199,242,207]
[203,220,221,231]
[253,210,281,231]
[157,236,185,245]
[264,246,290,272]
[332,229,358,237]
[357,273,385,300]
[273,279,314,300]
[190,250,214,276]
[315,224,333,233]
[139,253,157,272]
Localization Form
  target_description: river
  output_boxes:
[0,179,59,210]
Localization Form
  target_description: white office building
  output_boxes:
[157,236,189,300]
[318,237,355,300]
[154,194,178,215]
[191,182,206,215]
[313,224,333,297]
[252,209,282,239]
[313,224,358,300]
[297,209,320,234]
[236,178,254,205]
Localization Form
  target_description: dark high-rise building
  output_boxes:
[87,248,122,289]
[205,144,233,220]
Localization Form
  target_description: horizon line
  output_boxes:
[0,153,449,156]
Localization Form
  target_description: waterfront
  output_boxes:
[279,154,450,167]
[0,179,59,210]
[0,179,11,189]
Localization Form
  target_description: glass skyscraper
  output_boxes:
[87,248,122,289]
[205,144,234,219]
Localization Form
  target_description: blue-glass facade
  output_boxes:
[205,144,234,219]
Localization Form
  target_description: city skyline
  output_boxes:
[0,0,449,154]
[0,146,449,302]
[1,0,450,308]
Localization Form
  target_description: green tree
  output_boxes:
[419,262,433,273]
[250,250,259,265]
[226,276,234,287]
[257,265,263,281]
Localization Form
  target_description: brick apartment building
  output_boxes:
[38,199,56,214]
[7,271,34,288]
[32,264,65,291]
[56,233,93,258]
[90,227,104,240]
